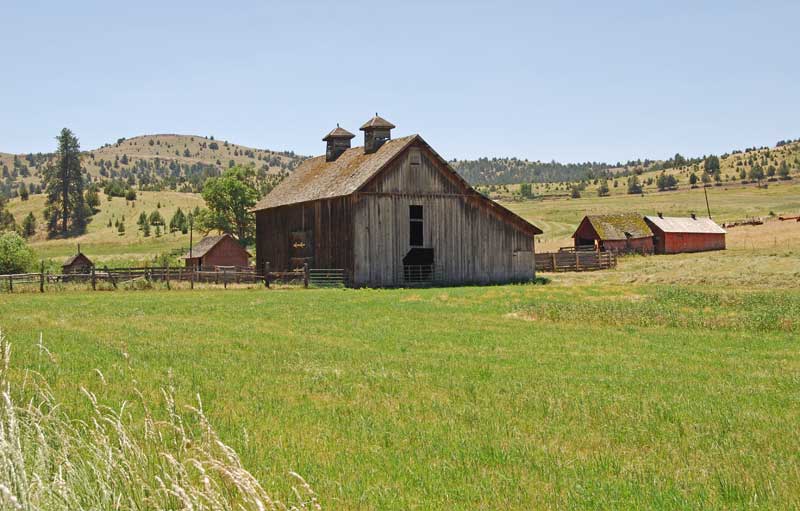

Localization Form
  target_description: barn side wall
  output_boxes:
[352,144,535,287]
[201,237,251,268]
[661,232,726,254]
[255,197,354,275]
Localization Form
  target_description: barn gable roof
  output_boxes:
[252,134,542,236]
[62,252,93,268]
[577,213,653,240]
[184,234,251,259]
[644,216,726,234]
[253,135,418,210]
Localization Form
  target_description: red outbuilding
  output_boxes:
[184,234,251,270]
[572,213,654,254]
[644,214,726,254]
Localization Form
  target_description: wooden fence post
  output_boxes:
[190,266,194,289]
[575,252,580,271]
[551,253,557,272]
[166,263,171,290]
[40,261,45,293]
[105,265,117,289]
[91,267,96,291]
[303,263,309,288]
[8,275,12,293]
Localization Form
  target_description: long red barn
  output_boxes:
[644,215,726,254]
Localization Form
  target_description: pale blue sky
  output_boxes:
[1,1,797,163]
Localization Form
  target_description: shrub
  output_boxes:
[0,232,35,273]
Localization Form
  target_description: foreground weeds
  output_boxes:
[0,330,320,511]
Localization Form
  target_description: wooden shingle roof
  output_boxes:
[322,125,355,141]
[360,115,395,130]
[62,252,92,268]
[253,135,418,210]
[183,234,250,259]
[580,213,653,240]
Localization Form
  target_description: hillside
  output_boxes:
[479,139,800,200]
[0,134,306,197]
[456,138,800,187]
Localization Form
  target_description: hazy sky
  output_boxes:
[1,1,797,163]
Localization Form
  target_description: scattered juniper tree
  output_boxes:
[626,176,642,195]
[22,212,36,238]
[597,179,610,197]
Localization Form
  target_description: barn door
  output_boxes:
[289,230,313,271]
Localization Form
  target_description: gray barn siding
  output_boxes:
[352,145,534,286]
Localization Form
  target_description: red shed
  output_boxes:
[644,214,726,254]
[184,234,251,270]
[572,213,654,254]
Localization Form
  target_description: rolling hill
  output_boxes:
[0,134,307,197]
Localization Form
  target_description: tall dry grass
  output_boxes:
[0,329,320,511]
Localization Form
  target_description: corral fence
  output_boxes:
[535,249,617,273]
[1,263,348,293]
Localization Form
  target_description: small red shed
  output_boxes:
[644,214,726,254]
[184,234,251,270]
[572,213,654,254]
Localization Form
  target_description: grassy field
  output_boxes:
[4,138,800,508]
[2,249,799,509]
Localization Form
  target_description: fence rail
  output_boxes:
[0,263,348,293]
[535,250,616,272]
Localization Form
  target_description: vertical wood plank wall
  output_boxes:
[352,146,534,286]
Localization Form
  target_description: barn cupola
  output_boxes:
[360,113,395,154]
[323,124,355,162]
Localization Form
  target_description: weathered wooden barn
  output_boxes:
[252,115,542,287]
[62,249,93,274]
[644,214,726,254]
[184,234,251,269]
[572,213,654,254]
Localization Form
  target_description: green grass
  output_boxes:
[2,280,799,510]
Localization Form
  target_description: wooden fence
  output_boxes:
[535,250,617,272]
[1,263,348,292]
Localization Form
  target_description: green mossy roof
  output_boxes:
[585,213,652,240]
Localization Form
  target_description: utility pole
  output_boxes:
[703,185,712,219]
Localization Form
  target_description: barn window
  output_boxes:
[410,148,421,166]
[409,205,423,247]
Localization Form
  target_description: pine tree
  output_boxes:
[43,128,89,234]
[19,186,29,201]
[143,222,151,237]
[117,222,125,235]
[137,212,148,230]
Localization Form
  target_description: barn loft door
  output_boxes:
[289,230,313,271]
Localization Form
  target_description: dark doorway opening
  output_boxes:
[403,248,434,283]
